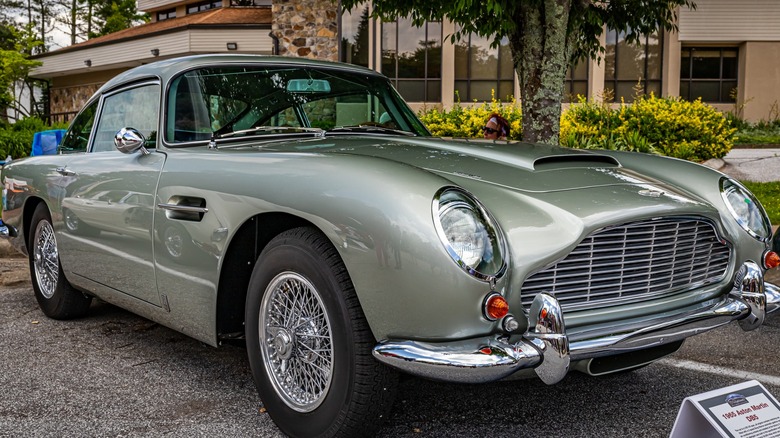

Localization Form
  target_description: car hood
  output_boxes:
[265,136,682,194]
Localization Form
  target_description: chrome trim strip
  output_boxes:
[766,282,780,315]
[731,261,765,331]
[524,293,570,384]
[372,338,542,384]
[157,203,209,214]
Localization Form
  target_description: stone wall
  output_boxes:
[50,83,103,123]
[271,0,338,61]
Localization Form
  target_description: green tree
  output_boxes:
[91,0,148,38]
[343,0,694,144]
[0,24,42,120]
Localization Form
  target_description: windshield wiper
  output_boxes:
[327,126,417,136]
[214,126,325,140]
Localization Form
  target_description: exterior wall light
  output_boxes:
[84,59,92,67]
[151,48,160,56]
[226,42,238,51]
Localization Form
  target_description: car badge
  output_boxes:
[639,189,664,198]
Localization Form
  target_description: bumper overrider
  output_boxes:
[373,261,780,384]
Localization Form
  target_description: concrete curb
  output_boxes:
[701,158,725,171]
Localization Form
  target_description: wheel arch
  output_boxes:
[215,211,318,340]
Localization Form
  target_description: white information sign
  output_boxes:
[670,380,780,438]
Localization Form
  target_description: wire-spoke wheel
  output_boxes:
[260,272,333,412]
[33,218,59,299]
[29,204,91,319]
[246,227,398,437]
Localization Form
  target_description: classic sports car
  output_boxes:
[2,54,779,437]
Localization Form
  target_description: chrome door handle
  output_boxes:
[55,167,77,177]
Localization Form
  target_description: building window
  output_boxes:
[680,48,737,103]
[187,0,222,14]
[454,32,514,102]
[563,61,588,103]
[604,29,663,102]
[381,19,441,102]
[230,0,271,5]
[339,3,369,68]
[157,8,176,21]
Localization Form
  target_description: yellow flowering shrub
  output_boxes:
[419,92,735,161]
[418,92,523,140]
[561,94,735,160]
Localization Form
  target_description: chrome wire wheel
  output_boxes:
[259,271,334,412]
[33,219,59,299]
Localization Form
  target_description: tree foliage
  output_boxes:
[343,0,695,144]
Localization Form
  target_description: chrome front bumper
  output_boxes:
[373,261,780,384]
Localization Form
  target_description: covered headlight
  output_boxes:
[433,188,506,280]
[721,178,771,241]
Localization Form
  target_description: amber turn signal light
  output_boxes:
[484,294,509,320]
[765,251,780,269]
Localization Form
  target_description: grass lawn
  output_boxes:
[742,181,780,226]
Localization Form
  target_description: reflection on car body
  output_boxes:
[1,54,779,438]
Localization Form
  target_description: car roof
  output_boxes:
[98,54,383,95]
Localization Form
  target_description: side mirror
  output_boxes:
[114,127,150,155]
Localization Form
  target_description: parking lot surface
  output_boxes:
[2,256,779,437]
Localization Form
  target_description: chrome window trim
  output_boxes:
[91,79,163,154]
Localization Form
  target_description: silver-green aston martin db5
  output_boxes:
[2,55,779,437]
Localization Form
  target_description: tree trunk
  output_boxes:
[509,0,572,145]
[70,0,77,45]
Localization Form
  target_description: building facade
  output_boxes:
[30,0,780,123]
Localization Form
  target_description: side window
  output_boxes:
[60,100,98,153]
[93,84,160,153]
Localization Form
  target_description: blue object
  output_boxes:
[31,129,66,156]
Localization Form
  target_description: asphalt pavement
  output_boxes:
[705,147,780,183]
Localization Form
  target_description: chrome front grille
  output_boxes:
[520,218,731,311]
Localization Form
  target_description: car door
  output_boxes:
[57,80,165,307]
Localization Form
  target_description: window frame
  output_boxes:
[91,80,162,154]
[680,46,738,103]
[453,32,514,103]
[604,29,664,102]
[380,18,442,103]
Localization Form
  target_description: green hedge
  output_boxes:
[0,117,69,159]
[418,94,737,161]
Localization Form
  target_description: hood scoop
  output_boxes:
[533,154,621,171]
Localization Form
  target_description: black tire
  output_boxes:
[29,204,91,319]
[245,227,398,438]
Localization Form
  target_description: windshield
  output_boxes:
[165,64,430,145]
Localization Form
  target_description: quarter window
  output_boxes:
[454,31,514,102]
[604,29,663,102]
[93,84,160,153]
[381,19,441,102]
[680,48,738,103]
[60,100,98,153]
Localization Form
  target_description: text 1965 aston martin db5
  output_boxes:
[2,54,779,437]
